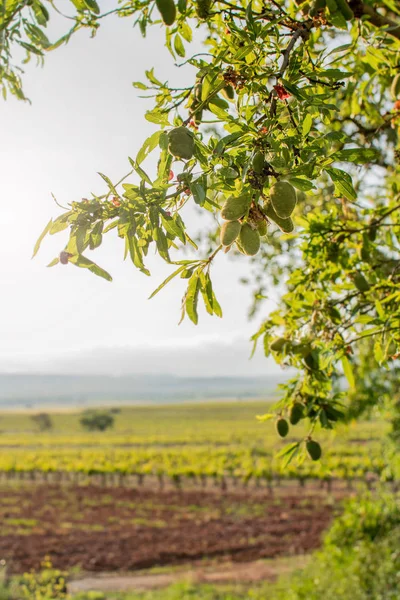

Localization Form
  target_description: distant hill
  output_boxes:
[0,373,286,409]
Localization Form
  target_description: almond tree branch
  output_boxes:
[270,23,312,117]
[351,1,400,40]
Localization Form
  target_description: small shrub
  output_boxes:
[19,558,67,599]
[80,411,114,432]
[31,413,53,432]
[273,492,400,600]
[325,489,400,549]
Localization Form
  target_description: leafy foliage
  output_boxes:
[80,410,114,432]
[3,0,400,454]
[31,412,53,432]
[324,490,400,548]
[19,558,67,599]
[273,492,400,600]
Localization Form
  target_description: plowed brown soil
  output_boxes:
[0,484,339,574]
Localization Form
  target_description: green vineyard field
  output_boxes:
[0,401,392,486]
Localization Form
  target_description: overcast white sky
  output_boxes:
[0,4,281,377]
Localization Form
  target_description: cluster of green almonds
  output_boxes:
[219,179,298,255]
[269,336,321,372]
[269,337,311,358]
[219,194,261,256]
[155,0,211,25]
[276,410,322,461]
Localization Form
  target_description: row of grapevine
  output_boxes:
[0,445,391,483]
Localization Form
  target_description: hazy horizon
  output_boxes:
[0,335,283,377]
[0,370,287,410]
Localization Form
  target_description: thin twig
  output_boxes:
[285,99,300,133]
[269,23,312,117]
[277,26,308,78]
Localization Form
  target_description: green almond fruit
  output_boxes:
[168,125,193,142]
[252,151,265,174]
[195,0,211,19]
[239,223,260,256]
[353,272,370,292]
[334,0,353,20]
[220,194,251,221]
[220,220,241,246]
[155,0,177,25]
[269,337,290,352]
[168,126,195,160]
[257,220,267,236]
[265,203,294,233]
[391,74,400,100]
[177,0,187,13]
[276,418,289,438]
[289,403,304,425]
[221,84,234,101]
[270,181,297,219]
[169,141,194,160]
[292,343,312,358]
[306,440,322,461]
